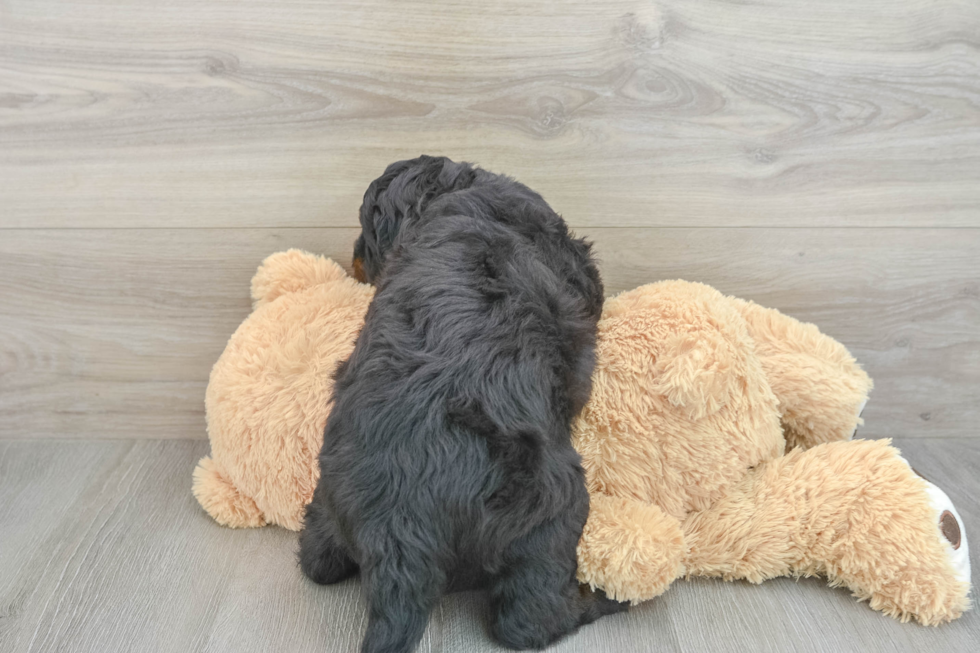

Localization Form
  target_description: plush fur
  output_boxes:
[299,156,623,653]
[194,251,372,530]
[194,255,971,628]
[575,280,970,625]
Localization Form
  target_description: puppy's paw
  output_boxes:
[591,588,631,616]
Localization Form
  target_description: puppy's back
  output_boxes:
[326,216,589,508]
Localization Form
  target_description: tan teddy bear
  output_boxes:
[574,281,970,625]
[193,250,971,625]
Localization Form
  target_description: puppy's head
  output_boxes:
[353,155,476,283]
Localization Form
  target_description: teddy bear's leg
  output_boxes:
[250,249,354,309]
[192,456,267,528]
[576,493,687,604]
[731,298,873,450]
[682,439,971,625]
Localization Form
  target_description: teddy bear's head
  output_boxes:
[195,251,374,530]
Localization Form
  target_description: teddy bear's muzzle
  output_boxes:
[920,479,971,586]
[910,465,969,561]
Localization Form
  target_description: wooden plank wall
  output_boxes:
[1,0,978,439]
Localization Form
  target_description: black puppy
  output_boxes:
[300,156,625,652]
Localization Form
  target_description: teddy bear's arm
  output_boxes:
[731,298,872,449]
[250,249,354,309]
[577,493,687,604]
[681,439,970,625]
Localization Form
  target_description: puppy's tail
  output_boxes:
[446,397,544,508]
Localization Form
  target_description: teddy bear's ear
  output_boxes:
[650,329,741,421]
[250,249,352,309]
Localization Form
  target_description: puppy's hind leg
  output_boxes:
[359,544,445,653]
[298,499,358,585]
[490,514,628,650]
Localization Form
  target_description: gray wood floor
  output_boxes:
[0,437,976,653]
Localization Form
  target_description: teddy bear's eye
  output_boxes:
[940,510,962,550]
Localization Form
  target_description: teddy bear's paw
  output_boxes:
[577,494,686,603]
[921,479,971,587]
[192,456,267,528]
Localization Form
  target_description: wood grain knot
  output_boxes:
[203,53,240,77]
[616,8,665,52]
[0,93,37,109]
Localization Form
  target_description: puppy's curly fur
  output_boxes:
[300,156,625,652]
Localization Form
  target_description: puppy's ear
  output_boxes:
[356,159,417,282]
[569,237,604,321]
[357,156,477,283]
[371,156,444,246]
